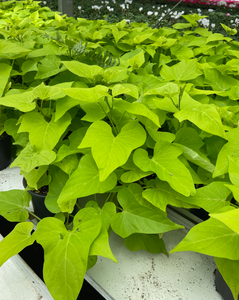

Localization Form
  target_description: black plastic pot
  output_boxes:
[215,269,239,300]
[22,178,54,219]
[0,133,11,170]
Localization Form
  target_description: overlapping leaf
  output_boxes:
[133,140,195,196]
[57,154,117,212]
[111,187,183,238]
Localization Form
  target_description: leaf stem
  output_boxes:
[28,210,41,221]
[98,101,119,135]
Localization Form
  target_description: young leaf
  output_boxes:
[79,121,146,181]
[45,166,69,214]
[18,112,71,151]
[0,190,31,222]
[124,233,168,256]
[174,127,215,173]
[204,68,239,91]
[210,209,239,235]
[57,154,117,212]
[215,257,239,300]
[62,60,102,80]
[113,98,160,127]
[0,91,36,112]
[174,104,227,139]
[133,140,195,196]
[62,85,109,103]
[171,216,239,260]
[11,143,56,173]
[160,59,201,82]
[111,187,183,238]
[177,181,231,213]
[0,39,30,59]
[142,180,197,212]
[0,222,35,267]
[112,83,139,99]
[36,208,101,300]
[120,48,145,68]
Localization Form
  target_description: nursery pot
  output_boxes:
[215,269,239,300]
[0,133,11,171]
[22,178,54,219]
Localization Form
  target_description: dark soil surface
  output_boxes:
[0,216,106,300]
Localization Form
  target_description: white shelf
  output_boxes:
[0,166,223,300]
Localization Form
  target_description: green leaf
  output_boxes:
[204,68,239,91]
[228,156,239,186]
[33,82,62,100]
[0,63,12,97]
[124,233,168,256]
[89,227,117,263]
[142,180,197,212]
[174,104,227,139]
[133,140,195,196]
[214,128,239,177]
[0,91,36,112]
[171,216,239,260]
[62,85,109,103]
[62,61,102,80]
[21,165,48,190]
[36,208,101,300]
[45,166,68,214]
[0,222,35,267]
[121,48,145,68]
[144,82,179,98]
[111,187,183,238]
[0,189,31,222]
[0,40,30,59]
[177,182,231,213]
[174,127,215,173]
[11,143,56,173]
[113,98,160,127]
[57,154,117,212]
[215,257,239,300]
[18,112,71,151]
[160,59,201,81]
[103,66,128,84]
[35,55,66,79]
[79,121,146,181]
[112,83,139,99]
[210,209,239,235]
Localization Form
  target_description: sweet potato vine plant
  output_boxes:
[0,1,239,300]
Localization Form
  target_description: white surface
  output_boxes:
[87,212,223,300]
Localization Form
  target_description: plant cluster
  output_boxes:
[0,1,239,300]
[38,0,239,39]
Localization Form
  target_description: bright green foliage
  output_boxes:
[0,190,31,222]
[36,208,101,300]
[0,222,35,266]
[57,154,117,212]
[0,1,239,299]
[79,121,146,181]
[111,187,183,238]
[133,140,195,196]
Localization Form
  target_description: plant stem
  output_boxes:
[152,0,184,29]
[28,210,41,221]
[98,101,119,135]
